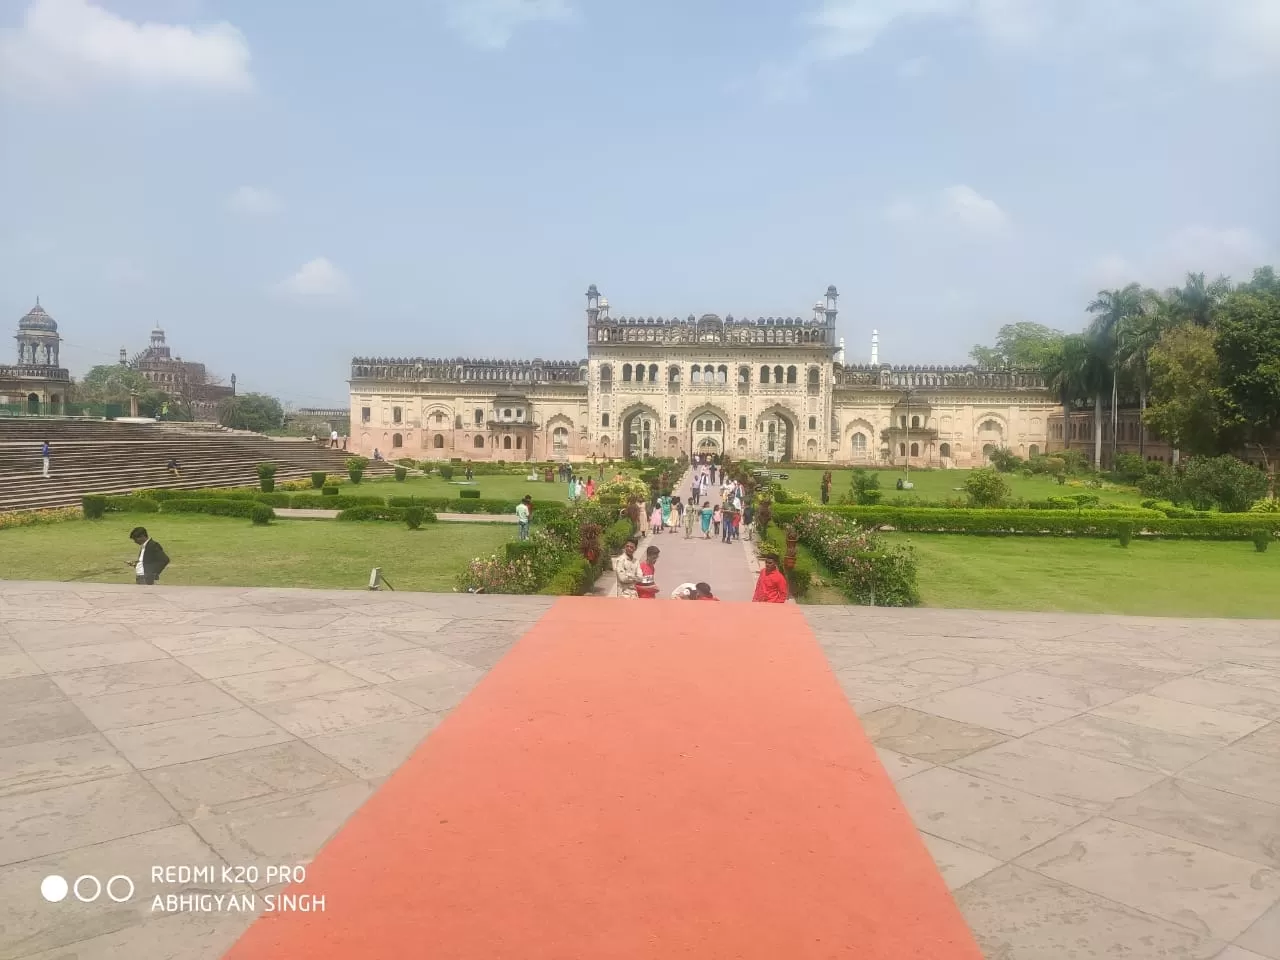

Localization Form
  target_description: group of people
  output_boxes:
[566,474,597,501]
[611,536,789,603]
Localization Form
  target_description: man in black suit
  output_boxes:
[129,527,170,585]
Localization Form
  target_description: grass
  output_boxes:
[878,534,1280,618]
[334,467,633,502]
[5,515,517,592]
[777,467,1148,507]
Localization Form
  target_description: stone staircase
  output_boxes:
[0,419,394,513]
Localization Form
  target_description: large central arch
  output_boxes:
[756,404,798,463]
[686,403,731,461]
[619,403,661,460]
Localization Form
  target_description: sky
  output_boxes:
[1,0,1278,407]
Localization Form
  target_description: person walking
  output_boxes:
[684,496,697,538]
[166,457,181,479]
[41,439,50,478]
[585,476,596,499]
[699,500,714,539]
[712,504,722,537]
[636,545,661,599]
[649,501,663,536]
[128,527,170,585]
[742,501,755,541]
[330,429,339,448]
[752,554,789,603]
[659,492,673,533]
[515,495,532,541]
[614,539,642,598]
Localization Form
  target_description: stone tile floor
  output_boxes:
[1,582,1278,959]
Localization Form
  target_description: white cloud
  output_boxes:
[275,258,353,302]
[885,185,1010,234]
[444,0,571,50]
[1089,226,1274,290]
[0,0,251,99]
[228,186,281,217]
[806,0,963,61]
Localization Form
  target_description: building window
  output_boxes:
[773,365,784,383]
[503,436,512,449]
[910,442,919,457]
[473,435,485,448]
[911,415,920,428]
[669,414,677,428]
[516,436,523,450]
[939,442,951,458]
[600,364,612,386]
[808,416,817,430]
[807,367,819,388]
[502,408,512,420]
[691,364,701,384]
[900,415,907,428]
[635,364,646,383]
[434,412,444,424]
[852,433,867,454]
[392,433,404,448]
[433,434,444,448]
[552,426,569,452]
[602,413,610,428]
[738,366,750,385]
[717,364,728,384]
[738,415,747,430]
[1029,444,1039,457]
[622,364,633,382]
[899,443,906,456]
[361,407,370,423]
[392,407,402,424]
[669,365,681,384]
[516,409,524,420]
[649,364,659,382]
[474,409,483,425]
[786,366,797,384]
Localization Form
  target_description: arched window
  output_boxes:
[503,436,513,450]
[433,412,444,424]
[983,443,995,459]
[503,408,512,420]
[600,364,612,385]
[786,366,797,384]
[433,434,444,448]
[392,407,402,424]
[669,414,677,428]
[739,415,747,430]
[552,426,569,452]
[1029,444,1039,457]
[807,367,819,388]
[516,436,523,450]
[649,364,659,382]
[474,409,483,425]
[668,365,681,384]
[392,433,403,448]
[738,366,750,385]
[717,364,728,383]
[774,365,784,383]
[635,364,645,382]
[760,366,770,384]
[713,418,722,431]
[899,443,906,456]
[691,364,702,384]
[911,415,920,428]
[602,413,610,427]
[622,364,633,382]
[852,433,867,453]
[900,415,907,428]
[473,435,485,448]
[910,442,919,457]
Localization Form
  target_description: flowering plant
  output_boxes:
[0,506,82,530]
[788,510,919,606]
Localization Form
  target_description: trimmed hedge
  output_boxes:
[394,466,408,482]
[288,493,384,511]
[250,504,273,525]
[336,505,409,522]
[459,488,482,499]
[163,498,268,519]
[103,495,159,514]
[311,472,327,489]
[539,556,597,596]
[603,518,633,553]
[81,495,106,519]
[769,504,1280,540]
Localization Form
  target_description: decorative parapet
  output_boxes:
[350,357,588,384]
[0,364,71,381]
[835,364,1048,390]
[592,314,833,346]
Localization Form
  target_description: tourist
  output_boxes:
[742,502,755,541]
[330,429,339,448]
[128,527,170,585]
[752,554,789,603]
[659,492,673,532]
[465,465,474,481]
[41,439,50,479]
[695,582,719,601]
[515,495,532,540]
[614,539,642,598]
[585,476,595,499]
[684,496,697,538]
[712,503,722,536]
[636,545,660,599]
[649,501,663,536]
[627,497,643,537]
[373,448,384,461]
[671,581,698,600]
[700,500,714,539]
[342,435,348,450]
[167,457,181,479]
[721,505,734,543]
[567,475,578,502]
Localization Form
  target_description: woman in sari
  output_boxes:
[659,493,673,533]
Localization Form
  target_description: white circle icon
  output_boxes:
[40,876,69,903]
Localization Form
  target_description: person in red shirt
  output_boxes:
[752,554,789,603]
[694,582,718,601]
[636,545,660,599]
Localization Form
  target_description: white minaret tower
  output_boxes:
[835,337,845,365]
[871,329,880,365]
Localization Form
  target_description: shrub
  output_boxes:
[1253,530,1271,553]
[103,495,160,513]
[250,504,273,525]
[1141,456,1269,513]
[394,466,407,482]
[988,447,1023,473]
[337,505,408,522]
[322,485,340,497]
[1250,498,1280,513]
[82,495,106,519]
[459,488,482,499]
[397,457,416,467]
[439,464,454,480]
[1048,494,1100,510]
[257,462,277,493]
[163,498,263,519]
[1116,521,1132,547]
[310,472,327,489]
[346,456,369,485]
[540,557,597,596]
[603,518,633,552]
[348,468,364,484]
[1112,453,1146,482]
[0,506,83,529]
[850,469,882,506]
[787,511,919,606]
[404,506,425,529]
[965,468,1010,508]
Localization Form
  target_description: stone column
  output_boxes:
[129,393,140,417]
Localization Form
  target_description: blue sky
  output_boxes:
[1,0,1277,406]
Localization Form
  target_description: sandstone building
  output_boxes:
[348,285,1059,466]
[1,302,72,414]
[121,325,234,420]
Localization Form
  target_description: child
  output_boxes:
[636,546,660,599]
[712,504,722,536]
[695,582,718,601]
[650,502,663,535]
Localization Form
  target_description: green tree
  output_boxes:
[1240,266,1280,296]
[970,322,1065,371]
[964,467,1010,507]
[1164,271,1231,328]
[1114,293,1168,460]
[77,365,152,403]
[1087,283,1147,468]
[218,393,285,433]
[1145,324,1223,457]
[1041,333,1091,454]
[1182,456,1269,513]
[1214,286,1280,478]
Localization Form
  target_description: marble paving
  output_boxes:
[0,581,1278,959]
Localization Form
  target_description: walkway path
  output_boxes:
[591,467,761,601]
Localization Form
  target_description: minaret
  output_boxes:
[871,330,879,365]
[835,337,846,365]
[119,347,128,366]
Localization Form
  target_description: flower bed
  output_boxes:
[787,510,920,606]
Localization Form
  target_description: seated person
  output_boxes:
[372,448,384,461]
[695,582,718,601]
[670,582,698,600]
[166,457,180,478]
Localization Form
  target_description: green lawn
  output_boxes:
[5,515,517,592]
[334,471,616,502]
[778,467,1148,507]
[879,534,1280,617]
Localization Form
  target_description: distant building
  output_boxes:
[122,325,233,420]
[1,301,72,414]
[285,407,350,436]
[349,284,1060,465]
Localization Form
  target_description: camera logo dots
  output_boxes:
[40,875,135,904]
[40,876,69,903]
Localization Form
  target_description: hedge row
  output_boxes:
[84,494,275,521]
[336,505,439,522]
[768,504,1280,540]
[87,488,554,517]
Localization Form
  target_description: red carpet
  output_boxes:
[223,598,981,959]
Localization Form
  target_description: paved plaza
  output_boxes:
[0,580,1278,958]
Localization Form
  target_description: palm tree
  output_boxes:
[1042,334,1091,455]
[1114,290,1167,460]
[1087,284,1144,468]
[1165,272,1231,327]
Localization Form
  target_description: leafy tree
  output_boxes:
[218,393,284,433]
[1181,456,1269,513]
[1164,271,1231,328]
[1240,266,1280,296]
[1040,333,1092,453]
[849,469,882,505]
[1088,283,1148,468]
[987,447,1023,473]
[1114,296,1168,459]
[1145,324,1223,457]
[964,468,1010,507]
[970,322,1064,371]
[77,364,152,402]
[1213,288,1280,474]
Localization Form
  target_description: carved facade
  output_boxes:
[1,302,72,413]
[348,285,1060,465]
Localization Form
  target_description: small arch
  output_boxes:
[807,416,817,430]
[691,364,702,384]
[899,443,906,456]
[911,415,920,428]
[786,365,797,384]
[649,363,659,381]
[622,363,633,382]
[473,435,485,448]
[392,407,403,424]
[717,364,728,383]
[759,365,770,384]
[635,364,646,383]
[910,442,919,457]
[773,365,784,383]
[433,434,444,448]
[599,363,612,384]
[1029,444,1040,457]
[669,414,677,428]
[807,367,819,388]
[851,433,867,454]
[738,365,750,385]
[503,436,513,450]
[939,442,951,458]
[392,433,404,448]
